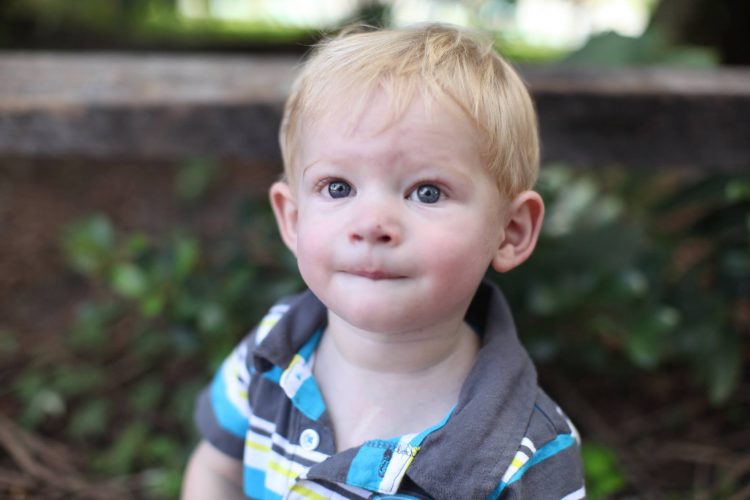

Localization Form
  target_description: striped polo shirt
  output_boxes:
[195,280,586,499]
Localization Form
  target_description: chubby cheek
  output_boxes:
[427,234,492,287]
[418,221,499,295]
[294,215,336,287]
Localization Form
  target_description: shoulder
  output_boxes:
[492,390,586,499]
[526,390,581,453]
[228,292,304,365]
[250,295,299,345]
[193,293,308,456]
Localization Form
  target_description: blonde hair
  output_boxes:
[279,23,539,197]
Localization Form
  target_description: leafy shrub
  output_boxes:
[494,167,749,403]
[13,161,301,497]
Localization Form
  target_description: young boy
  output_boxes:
[183,24,585,499]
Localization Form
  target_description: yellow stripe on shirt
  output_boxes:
[246,440,271,452]
[268,460,299,479]
[288,484,330,500]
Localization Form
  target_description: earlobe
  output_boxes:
[269,181,299,256]
[491,191,544,273]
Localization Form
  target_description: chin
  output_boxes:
[340,313,418,335]
[309,276,468,334]
[329,296,428,334]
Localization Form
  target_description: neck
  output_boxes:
[314,311,481,450]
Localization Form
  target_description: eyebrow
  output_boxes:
[299,152,363,179]
[299,146,480,186]
[300,160,319,179]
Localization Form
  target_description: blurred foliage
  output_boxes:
[0,0,315,49]
[494,168,749,405]
[0,0,578,62]
[582,442,626,499]
[13,160,301,497]
[494,168,748,497]
[5,0,720,65]
[566,30,717,67]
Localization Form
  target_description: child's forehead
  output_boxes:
[293,89,490,189]
[307,83,469,139]
[286,76,492,186]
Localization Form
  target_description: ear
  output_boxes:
[269,181,299,256]
[491,190,544,273]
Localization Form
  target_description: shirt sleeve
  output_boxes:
[494,391,586,499]
[194,337,254,458]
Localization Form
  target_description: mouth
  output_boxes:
[347,269,406,281]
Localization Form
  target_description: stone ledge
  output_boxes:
[2,53,749,167]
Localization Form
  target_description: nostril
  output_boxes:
[349,222,398,244]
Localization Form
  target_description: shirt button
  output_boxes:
[299,428,320,451]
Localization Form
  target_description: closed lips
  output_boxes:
[347,270,405,280]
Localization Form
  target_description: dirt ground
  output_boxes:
[0,160,748,499]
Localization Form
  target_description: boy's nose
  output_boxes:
[348,213,401,246]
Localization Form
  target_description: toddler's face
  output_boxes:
[289,91,509,334]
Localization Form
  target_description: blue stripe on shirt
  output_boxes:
[292,376,326,421]
[346,437,402,491]
[243,465,269,499]
[210,365,248,438]
[488,433,576,499]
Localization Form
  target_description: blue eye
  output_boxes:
[328,181,352,198]
[411,184,441,204]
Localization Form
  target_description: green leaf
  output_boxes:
[130,378,163,414]
[140,292,166,317]
[625,307,679,369]
[528,284,561,315]
[173,235,200,277]
[14,372,46,403]
[140,467,184,499]
[68,399,110,440]
[53,365,104,396]
[133,330,170,360]
[582,442,626,499]
[110,262,149,299]
[706,335,742,404]
[654,174,730,214]
[20,389,66,428]
[611,269,648,300]
[144,436,180,462]
[94,422,149,474]
[61,214,115,275]
[67,302,120,351]
[175,157,218,201]
[726,179,750,202]
[198,303,226,334]
[127,232,150,254]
